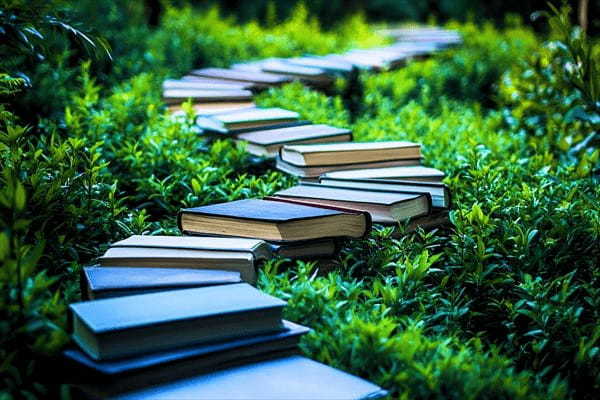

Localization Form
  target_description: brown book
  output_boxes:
[276,156,422,178]
[270,183,431,224]
[235,124,352,157]
[178,199,371,242]
[190,68,293,87]
[280,141,421,167]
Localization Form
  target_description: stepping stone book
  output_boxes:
[195,107,300,134]
[178,198,371,242]
[81,266,242,300]
[69,283,286,360]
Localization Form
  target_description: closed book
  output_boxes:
[319,177,451,209]
[276,155,422,178]
[178,199,371,242]
[321,165,445,182]
[196,107,300,134]
[284,56,354,74]
[280,141,421,167]
[81,266,242,300]
[270,238,340,259]
[113,355,388,400]
[162,89,253,105]
[64,320,308,397]
[236,124,352,157]
[190,68,292,87]
[168,102,256,116]
[99,235,272,283]
[260,60,334,85]
[271,183,431,224]
[180,75,256,89]
[227,120,313,136]
[70,283,286,360]
[162,79,249,91]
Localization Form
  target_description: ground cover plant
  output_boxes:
[0,1,599,398]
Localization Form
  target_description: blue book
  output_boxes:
[82,266,242,300]
[65,321,309,397]
[70,283,286,360]
[114,355,388,400]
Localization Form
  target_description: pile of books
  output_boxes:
[65,282,387,398]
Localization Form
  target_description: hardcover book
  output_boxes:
[113,355,388,400]
[271,183,431,224]
[162,79,249,91]
[226,120,313,136]
[321,165,445,182]
[235,124,352,157]
[190,68,292,87]
[318,177,451,209]
[284,56,355,74]
[162,89,253,105]
[178,199,371,242]
[69,283,286,360]
[280,141,421,166]
[168,102,256,116]
[81,266,242,300]
[99,235,272,283]
[276,156,422,178]
[195,107,300,133]
[180,75,256,89]
[64,320,309,397]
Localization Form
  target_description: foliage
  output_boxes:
[1,1,599,399]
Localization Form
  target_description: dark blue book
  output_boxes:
[64,321,309,397]
[81,266,242,300]
[113,355,388,400]
[70,283,286,360]
[178,198,371,242]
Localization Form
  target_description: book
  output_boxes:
[284,56,354,74]
[99,235,273,284]
[235,124,352,157]
[162,79,250,91]
[180,75,256,89]
[190,68,292,87]
[280,141,421,167]
[276,156,422,178]
[162,89,253,105]
[321,165,445,182]
[260,60,334,86]
[64,320,309,397]
[270,183,431,224]
[195,107,300,134]
[69,283,286,360]
[168,101,256,116]
[81,266,242,300]
[227,120,313,136]
[178,199,371,242]
[271,238,340,259]
[318,177,451,209]
[112,355,388,400]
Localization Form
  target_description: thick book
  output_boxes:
[81,266,242,300]
[276,155,422,178]
[180,75,256,89]
[162,79,249,91]
[99,235,272,283]
[190,68,292,87]
[162,89,253,105]
[319,177,451,209]
[321,165,445,182]
[69,283,286,360]
[280,141,421,167]
[64,320,308,397]
[178,199,371,242]
[112,355,388,400]
[196,107,300,134]
[235,124,352,157]
[271,183,431,224]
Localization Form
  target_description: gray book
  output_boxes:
[70,283,286,360]
[114,355,388,400]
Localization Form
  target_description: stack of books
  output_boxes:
[64,283,385,399]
